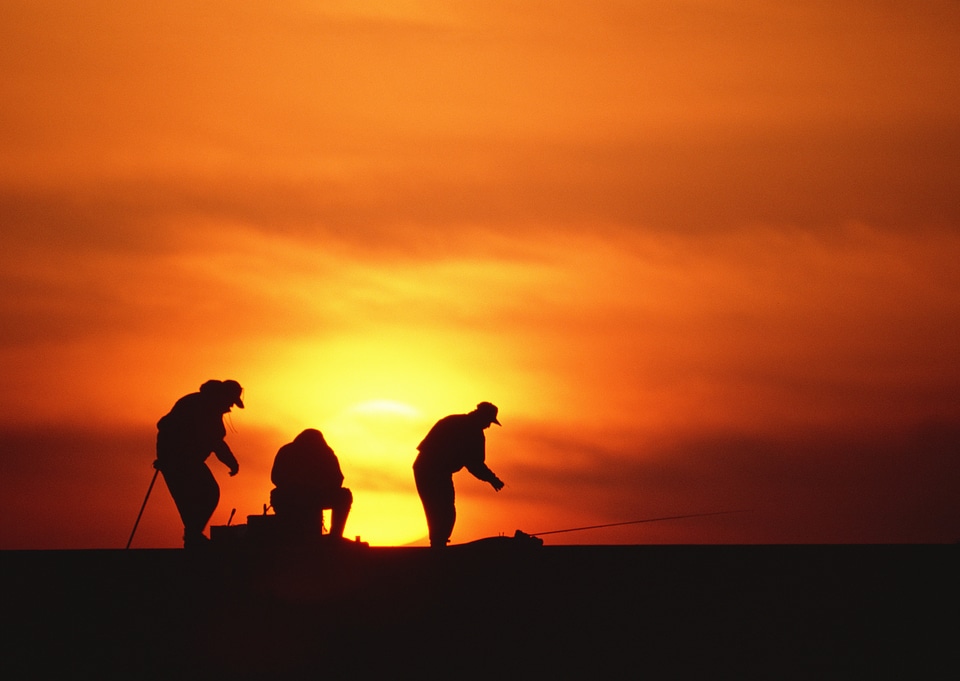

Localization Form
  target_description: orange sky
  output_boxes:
[2,1,959,548]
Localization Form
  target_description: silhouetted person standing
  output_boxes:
[270,429,353,540]
[413,402,505,548]
[155,379,243,548]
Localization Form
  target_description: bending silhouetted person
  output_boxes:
[155,379,244,548]
[270,429,353,540]
[413,402,505,548]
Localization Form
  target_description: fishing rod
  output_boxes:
[528,509,750,537]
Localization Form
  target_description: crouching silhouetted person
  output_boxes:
[155,379,244,548]
[270,429,353,541]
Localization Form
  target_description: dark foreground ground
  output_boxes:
[3,541,956,679]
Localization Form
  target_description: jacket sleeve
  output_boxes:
[213,440,239,471]
[465,460,499,483]
[464,432,497,482]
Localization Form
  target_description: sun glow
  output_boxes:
[324,399,426,472]
[321,398,429,545]
[342,490,426,547]
[350,399,421,418]
[219,392,432,546]
[240,338,482,546]
[243,332,489,429]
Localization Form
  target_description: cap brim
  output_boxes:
[235,399,244,409]
[492,417,501,426]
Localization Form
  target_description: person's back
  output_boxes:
[156,392,225,469]
[415,413,485,475]
[271,434,343,496]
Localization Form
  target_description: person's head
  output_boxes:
[293,428,333,454]
[473,401,501,429]
[199,379,245,413]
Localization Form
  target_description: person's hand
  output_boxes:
[491,477,505,492]
[229,465,239,477]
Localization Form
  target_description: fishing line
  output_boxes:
[529,509,750,537]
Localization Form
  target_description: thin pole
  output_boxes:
[529,510,749,537]
[126,468,159,549]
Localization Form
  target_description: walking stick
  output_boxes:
[126,468,159,549]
